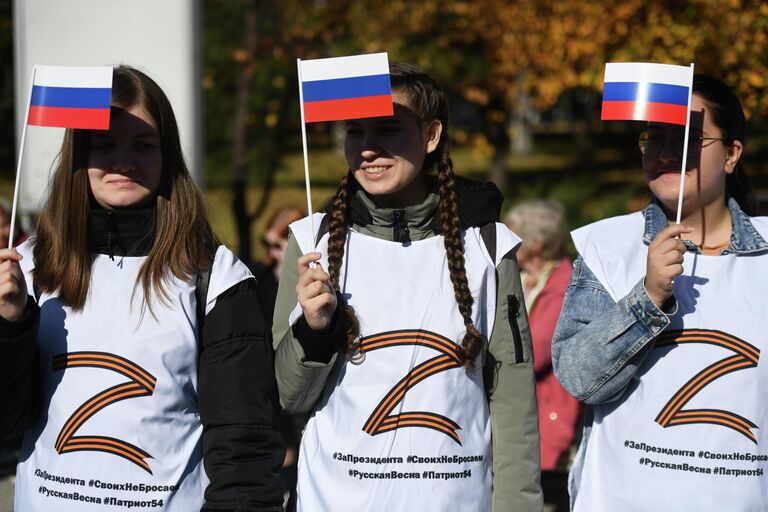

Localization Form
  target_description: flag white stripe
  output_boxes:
[632,82,649,119]
[33,65,113,89]
[604,62,693,88]
[300,53,389,83]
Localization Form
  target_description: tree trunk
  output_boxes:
[487,99,511,192]
[231,3,258,262]
[511,72,533,156]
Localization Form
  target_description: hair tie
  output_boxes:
[464,318,474,327]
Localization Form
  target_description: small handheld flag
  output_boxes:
[28,65,113,130]
[601,61,695,225]
[601,62,693,126]
[296,53,393,247]
[299,53,393,123]
[9,65,113,248]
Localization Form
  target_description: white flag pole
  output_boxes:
[296,58,316,250]
[8,66,38,249]
[674,63,695,225]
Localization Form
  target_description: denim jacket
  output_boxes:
[552,197,768,405]
[551,197,768,506]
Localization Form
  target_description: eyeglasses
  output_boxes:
[637,131,728,158]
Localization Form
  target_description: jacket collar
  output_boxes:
[88,206,157,258]
[343,173,502,243]
[642,197,768,255]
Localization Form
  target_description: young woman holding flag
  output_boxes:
[0,65,283,511]
[552,74,766,510]
[272,63,542,511]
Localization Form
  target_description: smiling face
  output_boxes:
[87,105,163,210]
[344,90,442,208]
[642,94,742,216]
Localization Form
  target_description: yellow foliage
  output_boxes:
[470,134,495,160]
[464,87,490,106]
[232,49,249,64]
[265,113,278,128]
[330,0,768,116]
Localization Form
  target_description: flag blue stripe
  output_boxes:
[603,82,689,106]
[31,85,112,109]
[302,74,391,102]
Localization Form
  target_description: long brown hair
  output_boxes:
[327,63,484,368]
[692,74,755,215]
[33,65,216,310]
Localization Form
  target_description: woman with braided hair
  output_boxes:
[272,63,542,511]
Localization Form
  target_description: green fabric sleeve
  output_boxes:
[272,230,339,414]
[487,249,544,512]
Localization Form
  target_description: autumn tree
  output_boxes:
[203,0,768,254]
[203,0,354,260]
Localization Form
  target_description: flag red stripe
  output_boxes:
[601,101,688,126]
[28,105,110,129]
[304,95,393,123]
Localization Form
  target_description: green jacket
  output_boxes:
[272,181,543,512]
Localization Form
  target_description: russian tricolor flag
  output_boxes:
[299,53,393,123]
[601,62,693,126]
[28,66,113,130]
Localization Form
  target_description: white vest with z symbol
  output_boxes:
[572,212,768,512]
[290,213,521,512]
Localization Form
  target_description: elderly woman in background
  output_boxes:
[505,199,579,511]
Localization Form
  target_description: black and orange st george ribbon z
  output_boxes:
[654,329,760,444]
[359,330,464,445]
[52,352,157,474]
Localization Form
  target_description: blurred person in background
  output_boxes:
[0,199,29,249]
[249,206,304,323]
[247,205,304,511]
[505,199,579,512]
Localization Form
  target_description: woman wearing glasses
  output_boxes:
[552,75,767,511]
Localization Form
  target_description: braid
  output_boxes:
[326,174,361,354]
[437,148,486,368]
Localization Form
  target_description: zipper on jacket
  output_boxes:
[507,294,525,364]
[392,209,411,244]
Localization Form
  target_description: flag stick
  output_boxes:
[9,66,37,249]
[674,63,695,225]
[296,58,315,249]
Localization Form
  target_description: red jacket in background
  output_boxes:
[529,257,580,471]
